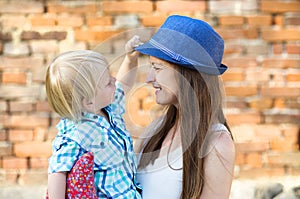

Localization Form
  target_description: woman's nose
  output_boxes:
[146,69,155,83]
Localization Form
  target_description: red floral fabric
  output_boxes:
[46,152,97,199]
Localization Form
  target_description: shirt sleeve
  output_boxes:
[110,81,125,115]
[48,136,82,173]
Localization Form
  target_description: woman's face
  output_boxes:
[146,56,178,105]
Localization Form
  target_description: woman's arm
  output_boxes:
[48,172,67,199]
[200,132,236,199]
[116,35,141,94]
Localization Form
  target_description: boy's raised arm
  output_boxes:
[116,35,141,94]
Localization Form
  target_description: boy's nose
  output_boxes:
[146,69,155,83]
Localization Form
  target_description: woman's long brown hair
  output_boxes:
[138,64,232,199]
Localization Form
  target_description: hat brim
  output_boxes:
[135,42,227,75]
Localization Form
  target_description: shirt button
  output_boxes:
[100,142,105,148]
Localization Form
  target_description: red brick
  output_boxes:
[219,16,244,26]
[224,43,244,55]
[285,99,300,109]
[289,168,300,176]
[0,56,44,70]
[267,152,300,167]
[42,31,67,40]
[8,129,34,142]
[29,14,56,26]
[225,86,257,97]
[262,58,300,68]
[272,43,283,54]
[0,101,8,112]
[0,169,19,184]
[254,124,282,140]
[2,157,28,169]
[2,72,27,84]
[248,98,273,110]
[4,114,49,129]
[29,157,48,169]
[216,28,246,40]
[0,129,7,141]
[0,1,43,14]
[273,98,285,109]
[264,113,300,125]
[0,15,27,29]
[47,2,98,14]
[141,15,167,27]
[9,101,34,112]
[262,29,300,42]
[75,30,121,42]
[221,71,244,82]
[57,15,84,28]
[226,112,262,125]
[281,124,299,139]
[274,15,284,27]
[14,141,52,158]
[245,69,269,83]
[0,142,13,156]
[238,167,285,178]
[231,124,256,142]
[235,153,246,165]
[286,14,300,26]
[18,169,48,185]
[261,87,300,97]
[261,1,300,13]
[246,153,262,168]
[30,40,58,54]
[21,31,42,40]
[235,141,270,153]
[223,57,258,68]
[33,127,47,141]
[0,32,12,41]
[286,43,300,54]
[246,15,272,26]
[36,101,51,112]
[87,16,113,27]
[101,1,153,14]
[270,138,297,152]
[156,1,206,13]
[0,85,41,99]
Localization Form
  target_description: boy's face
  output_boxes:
[84,68,116,114]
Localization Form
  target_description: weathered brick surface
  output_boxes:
[260,1,300,13]
[47,2,98,14]
[0,0,299,186]
[156,1,206,13]
[2,72,27,85]
[14,141,52,158]
[101,1,153,14]
[2,157,28,169]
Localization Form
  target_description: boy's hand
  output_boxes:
[125,35,142,61]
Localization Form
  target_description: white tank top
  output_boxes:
[136,123,229,199]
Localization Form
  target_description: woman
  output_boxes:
[134,15,236,199]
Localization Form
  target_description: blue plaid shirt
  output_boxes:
[48,82,142,199]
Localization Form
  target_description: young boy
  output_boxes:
[46,36,142,198]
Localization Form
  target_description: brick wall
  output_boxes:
[0,0,299,185]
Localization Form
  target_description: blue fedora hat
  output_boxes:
[135,15,227,75]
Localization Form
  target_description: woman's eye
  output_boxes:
[153,66,161,71]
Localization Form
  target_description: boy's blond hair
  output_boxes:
[46,50,108,122]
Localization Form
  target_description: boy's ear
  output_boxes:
[82,98,94,111]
